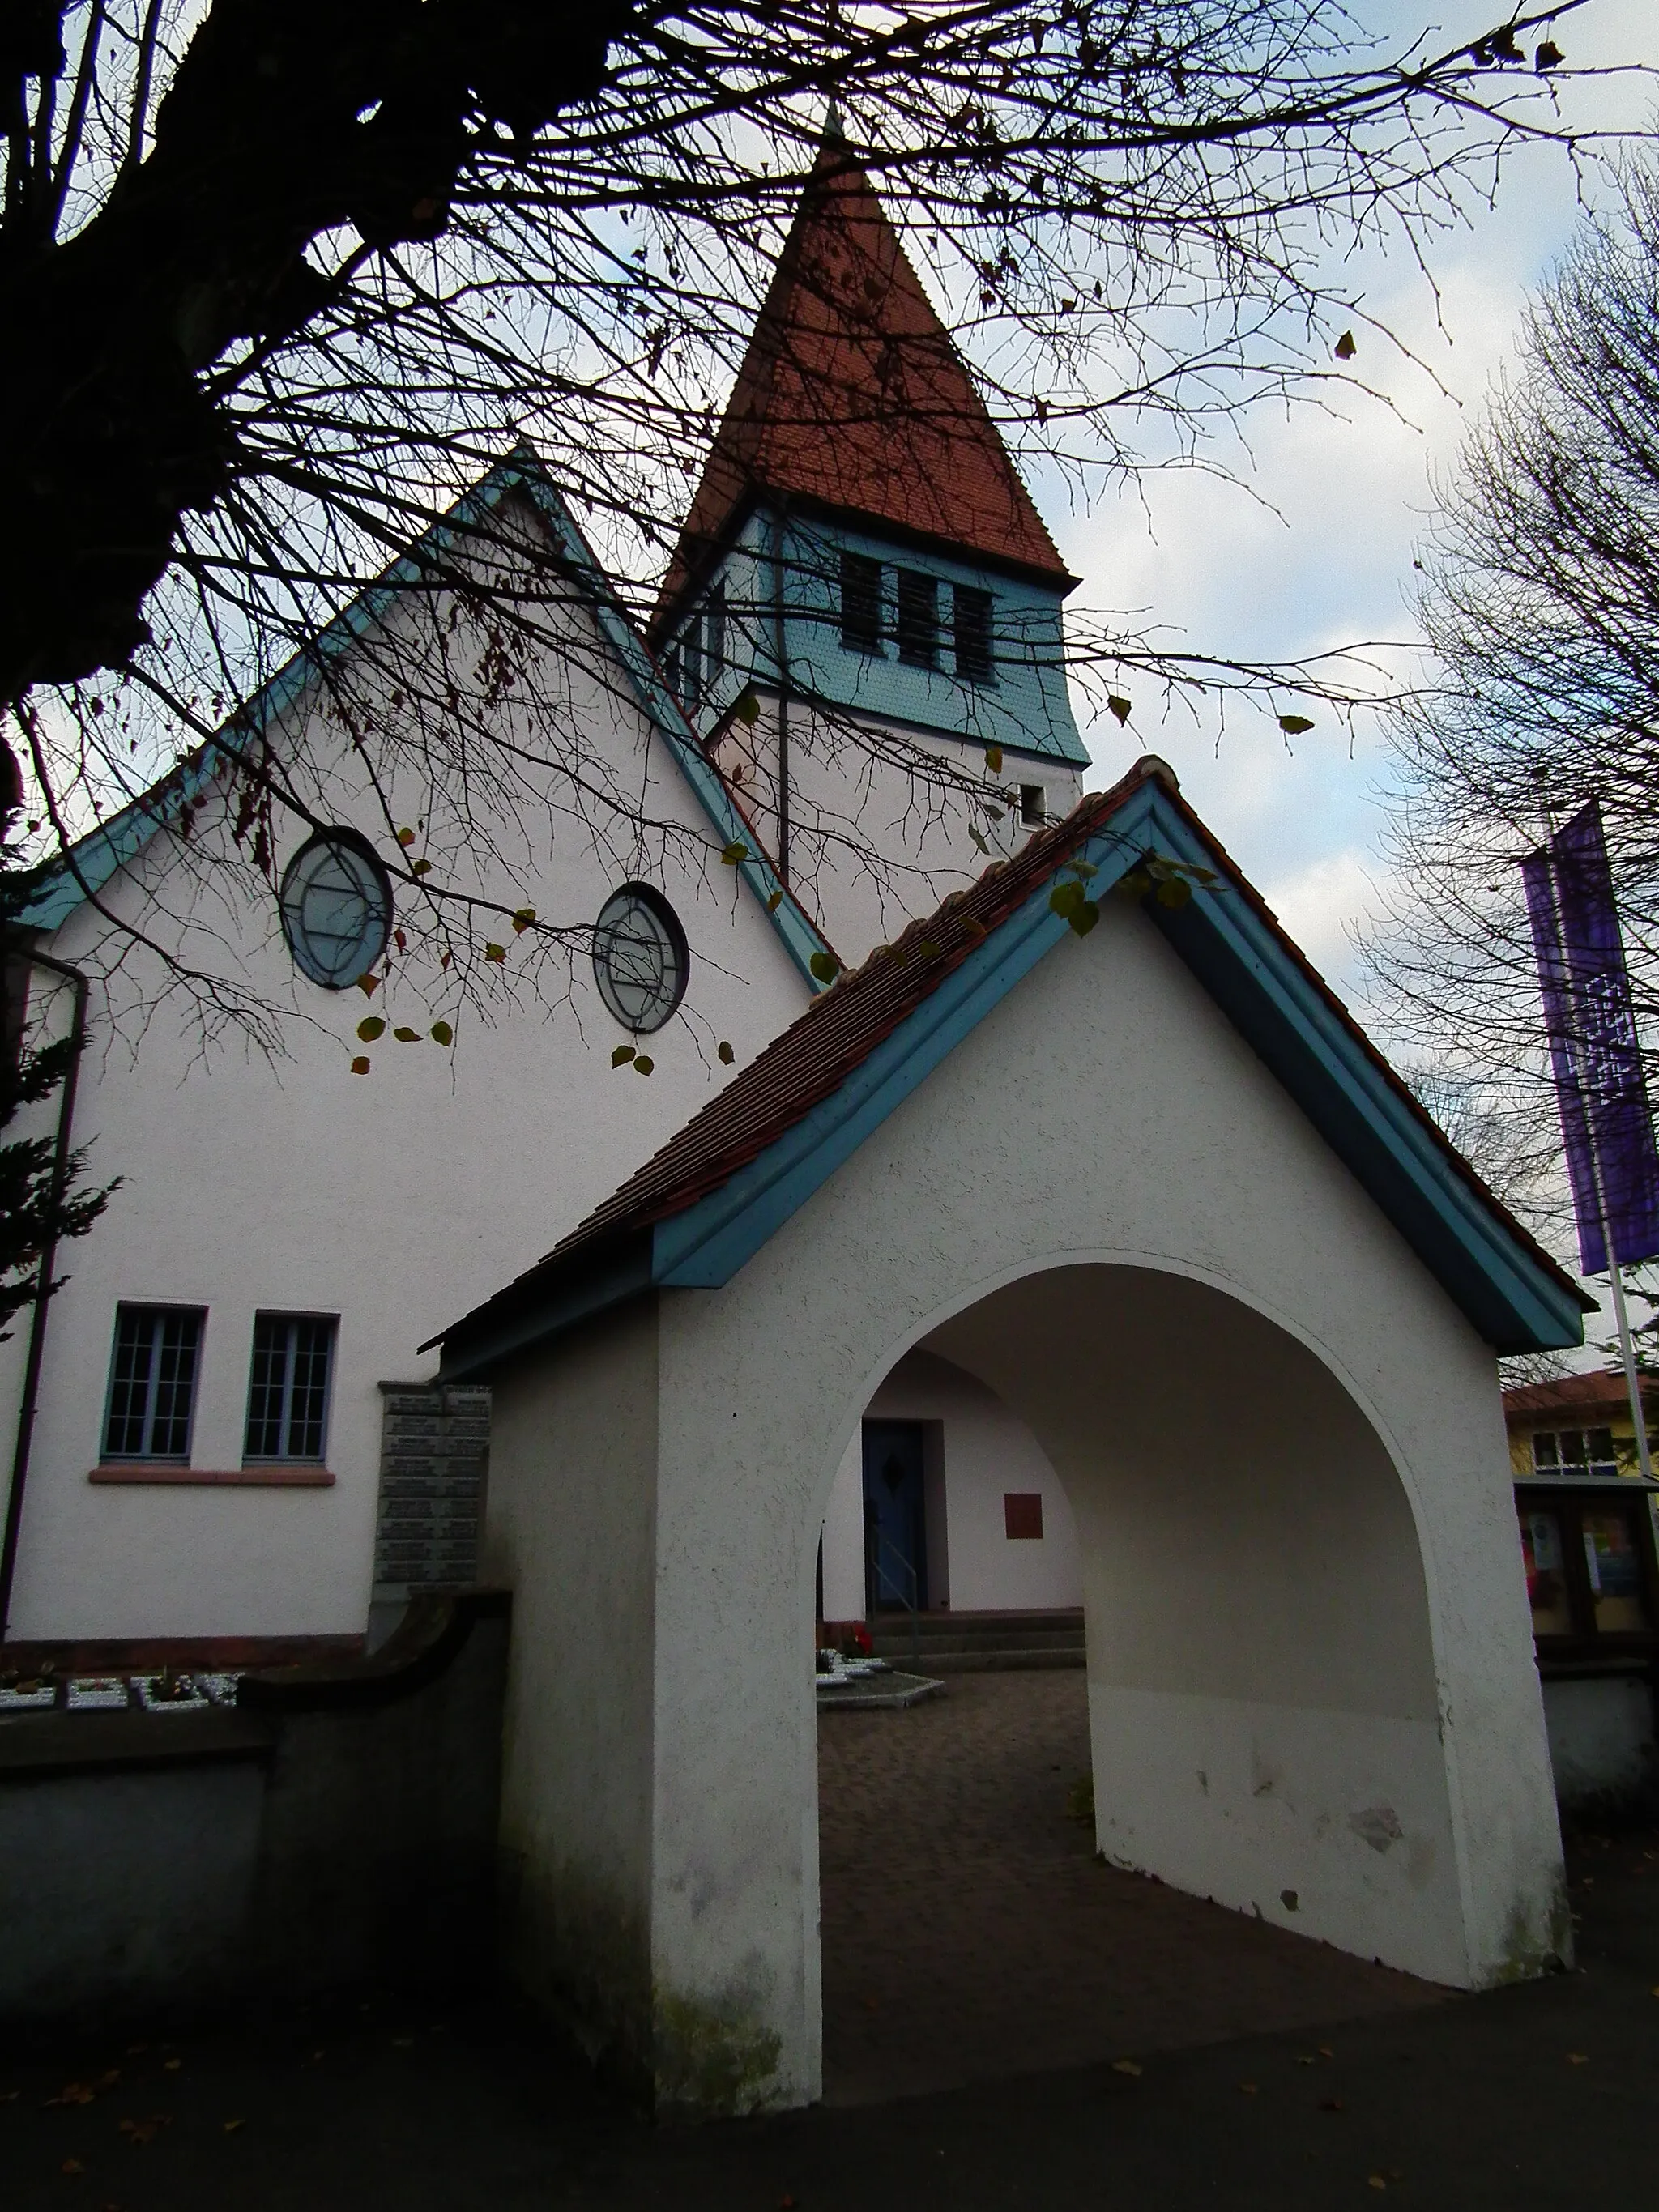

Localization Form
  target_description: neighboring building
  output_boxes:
[1507,1371,1659,1817]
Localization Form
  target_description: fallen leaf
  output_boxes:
[0,2090,17,2102]
[1294,2053,1316,2065]
[1111,2059,1142,2078]
[1367,2179,1387,2194]
[1320,2095,1345,2112]
[1238,2082,1258,2095]
[1567,2052,1589,2065]
[223,2118,245,2133]
[62,2159,85,2174]
[96,2073,120,2090]
[1318,2046,1333,2058]
[391,2037,414,2048]
[48,2084,96,2107]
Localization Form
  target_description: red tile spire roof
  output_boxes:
[654,136,1073,627]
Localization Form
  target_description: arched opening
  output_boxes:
[812,1259,1457,2100]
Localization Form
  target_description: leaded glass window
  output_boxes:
[245,1315,336,1463]
[279,833,393,990]
[592,884,689,1034]
[103,1306,203,1460]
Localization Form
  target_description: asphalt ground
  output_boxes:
[2,1682,1655,2212]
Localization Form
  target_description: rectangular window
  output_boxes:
[1532,1426,1623,1476]
[896,569,939,668]
[103,1306,204,1461]
[1020,784,1047,828]
[840,552,883,654]
[953,585,995,684]
[1520,1509,1573,1636]
[704,581,726,682]
[680,620,703,706]
[245,1315,337,1464]
[1582,1507,1649,1634]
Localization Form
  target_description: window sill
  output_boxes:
[90,1464,336,1488]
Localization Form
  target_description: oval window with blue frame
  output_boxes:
[279,832,393,989]
[592,884,689,1034]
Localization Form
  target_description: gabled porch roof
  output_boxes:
[433,758,1589,1377]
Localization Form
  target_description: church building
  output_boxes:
[2,139,1102,1648]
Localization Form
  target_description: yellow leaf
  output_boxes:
[808,949,840,984]
[1566,2052,1589,2065]
[1335,330,1357,360]
[429,1021,454,1046]
[396,826,416,846]
[512,906,535,932]
[721,839,749,865]
[984,745,1003,773]
[224,2116,246,2133]
[1367,2179,1387,2193]
[484,943,506,962]
[356,1016,386,1042]
[735,688,761,727]
[409,858,433,876]
[1107,695,1132,726]
[766,889,784,911]
[350,1057,371,1075]
[356,972,380,997]
[1111,2059,1142,2077]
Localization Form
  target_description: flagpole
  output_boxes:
[1536,789,1655,1481]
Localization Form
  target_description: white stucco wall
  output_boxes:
[712,698,1082,970]
[817,1348,1082,1620]
[488,893,1567,2112]
[0,580,808,1640]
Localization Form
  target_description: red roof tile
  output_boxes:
[655,141,1072,625]
[1503,1371,1656,1421]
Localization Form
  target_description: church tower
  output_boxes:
[650,135,1089,960]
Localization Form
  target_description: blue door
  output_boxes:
[862,1420,928,1614]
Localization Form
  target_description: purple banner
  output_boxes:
[1522,799,1659,1276]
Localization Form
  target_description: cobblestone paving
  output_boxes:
[817,1670,1448,2106]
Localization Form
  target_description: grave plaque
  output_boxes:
[372,1381,492,1603]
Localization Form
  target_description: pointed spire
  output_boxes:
[655,147,1073,628]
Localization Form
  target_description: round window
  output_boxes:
[592,884,689,1034]
[279,833,393,989]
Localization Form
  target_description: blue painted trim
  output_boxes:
[1137,800,1586,1352]
[510,472,833,991]
[18,452,836,991]
[638,780,1581,1352]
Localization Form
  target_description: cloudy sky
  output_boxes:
[1043,0,1653,1014]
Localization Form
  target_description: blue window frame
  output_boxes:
[245,1315,337,1464]
[103,1306,204,1461]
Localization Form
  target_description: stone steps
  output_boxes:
[863,1609,1085,1673]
